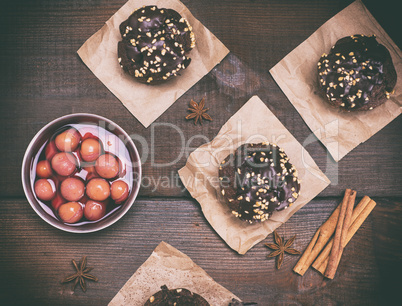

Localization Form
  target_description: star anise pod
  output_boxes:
[185,97,212,125]
[61,256,98,292]
[265,231,301,269]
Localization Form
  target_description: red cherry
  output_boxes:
[78,126,99,141]
[60,177,85,202]
[80,138,102,162]
[51,191,65,211]
[79,194,90,205]
[95,154,119,179]
[51,152,77,176]
[36,160,53,178]
[45,140,58,161]
[84,200,107,221]
[58,202,83,224]
[86,178,110,201]
[110,180,129,204]
[82,165,99,181]
[82,132,98,141]
[55,128,81,152]
[72,149,84,164]
[34,179,56,201]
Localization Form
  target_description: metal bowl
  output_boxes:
[21,113,141,233]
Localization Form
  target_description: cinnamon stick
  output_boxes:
[312,196,371,273]
[324,190,356,279]
[313,196,376,275]
[293,189,352,276]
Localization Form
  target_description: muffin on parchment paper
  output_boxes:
[317,34,397,111]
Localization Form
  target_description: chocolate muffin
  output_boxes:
[144,285,209,306]
[317,34,397,111]
[218,142,300,224]
[118,5,195,84]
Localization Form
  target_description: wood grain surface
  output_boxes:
[0,198,400,305]
[0,0,401,305]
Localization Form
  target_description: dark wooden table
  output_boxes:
[1,0,401,305]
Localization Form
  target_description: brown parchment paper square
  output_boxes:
[77,0,229,128]
[178,96,330,254]
[108,241,239,306]
[270,0,402,162]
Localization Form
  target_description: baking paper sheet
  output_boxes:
[178,96,330,254]
[78,0,229,128]
[270,0,402,162]
[108,241,238,305]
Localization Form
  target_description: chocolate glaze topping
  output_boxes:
[118,5,195,84]
[219,143,300,223]
[144,285,209,306]
[318,34,397,111]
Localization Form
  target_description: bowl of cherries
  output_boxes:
[21,113,141,233]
